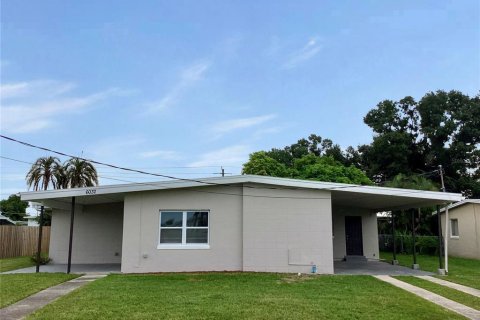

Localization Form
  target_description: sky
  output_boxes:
[1,0,479,200]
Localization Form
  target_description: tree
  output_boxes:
[242,137,373,185]
[383,174,440,235]
[242,152,289,177]
[0,194,28,221]
[361,90,480,197]
[26,156,62,191]
[64,157,99,188]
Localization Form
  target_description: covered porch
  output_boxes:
[330,185,461,274]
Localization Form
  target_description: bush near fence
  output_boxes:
[0,226,50,259]
[379,234,440,255]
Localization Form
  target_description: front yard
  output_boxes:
[0,256,35,272]
[380,251,480,289]
[28,273,464,320]
[0,273,78,308]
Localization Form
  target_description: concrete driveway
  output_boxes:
[334,260,433,275]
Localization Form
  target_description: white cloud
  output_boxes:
[0,80,125,134]
[212,114,277,136]
[189,145,251,167]
[139,150,182,160]
[282,36,322,70]
[145,61,210,113]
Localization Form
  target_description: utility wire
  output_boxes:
[0,139,458,201]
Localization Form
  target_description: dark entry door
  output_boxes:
[345,216,363,256]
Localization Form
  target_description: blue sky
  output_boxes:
[1,0,479,199]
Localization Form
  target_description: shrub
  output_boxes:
[31,253,51,265]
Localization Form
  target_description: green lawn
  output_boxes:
[29,273,464,320]
[396,276,480,311]
[0,273,78,308]
[0,256,35,272]
[380,251,480,289]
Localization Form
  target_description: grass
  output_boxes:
[0,256,35,272]
[0,273,78,308]
[396,276,480,311]
[29,273,465,320]
[380,251,480,289]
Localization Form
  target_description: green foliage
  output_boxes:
[241,152,289,177]
[362,90,480,197]
[0,194,28,221]
[30,253,51,265]
[26,156,62,191]
[27,156,99,191]
[64,157,99,188]
[243,144,373,185]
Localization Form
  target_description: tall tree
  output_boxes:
[26,156,62,191]
[0,194,28,221]
[242,135,373,185]
[361,90,479,196]
[64,157,99,188]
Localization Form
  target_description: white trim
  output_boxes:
[158,210,210,249]
[20,174,463,202]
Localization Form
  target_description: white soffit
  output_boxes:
[20,175,463,206]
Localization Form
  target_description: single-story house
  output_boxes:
[20,175,462,274]
[0,213,16,225]
[441,199,480,260]
[25,215,40,227]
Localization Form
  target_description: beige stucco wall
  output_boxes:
[121,186,244,273]
[49,202,124,264]
[242,184,333,274]
[441,203,480,259]
[332,206,379,260]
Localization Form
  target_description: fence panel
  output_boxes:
[0,226,50,259]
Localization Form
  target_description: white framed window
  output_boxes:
[450,219,459,238]
[158,210,209,249]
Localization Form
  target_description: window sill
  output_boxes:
[450,236,460,239]
[157,244,210,250]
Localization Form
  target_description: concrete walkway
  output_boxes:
[416,276,480,298]
[0,274,107,320]
[374,275,480,320]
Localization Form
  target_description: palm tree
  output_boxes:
[54,165,69,189]
[64,157,99,188]
[26,156,62,191]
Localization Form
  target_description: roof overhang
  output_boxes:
[20,175,463,211]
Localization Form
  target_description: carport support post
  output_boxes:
[67,197,75,274]
[35,205,44,273]
[391,211,398,265]
[436,205,445,275]
[411,209,419,269]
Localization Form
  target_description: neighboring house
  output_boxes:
[0,213,16,225]
[441,199,480,260]
[25,215,40,227]
[20,175,462,274]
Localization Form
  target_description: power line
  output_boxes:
[0,139,458,202]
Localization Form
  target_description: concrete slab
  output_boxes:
[416,275,480,298]
[375,275,480,320]
[2,264,121,274]
[334,260,433,276]
[0,274,106,320]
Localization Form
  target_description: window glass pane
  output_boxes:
[187,212,208,227]
[186,229,208,243]
[161,212,183,227]
[160,229,182,243]
[451,219,459,236]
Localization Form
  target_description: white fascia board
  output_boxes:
[20,174,463,203]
